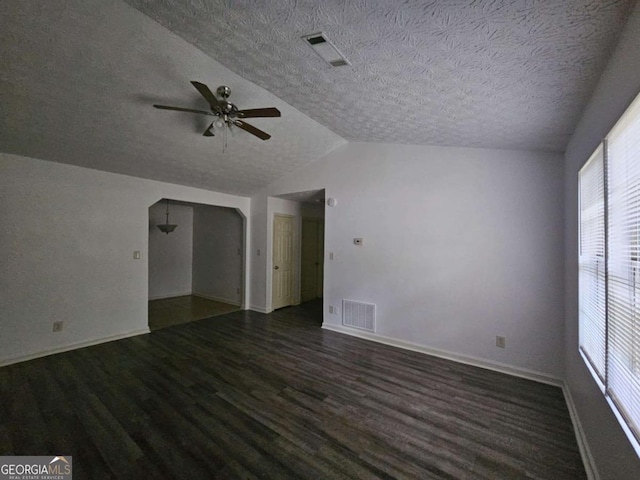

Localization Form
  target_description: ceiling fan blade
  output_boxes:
[153,104,213,116]
[237,107,281,118]
[203,122,215,137]
[233,120,271,140]
[191,81,221,111]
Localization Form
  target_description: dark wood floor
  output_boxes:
[148,295,241,330]
[0,301,585,479]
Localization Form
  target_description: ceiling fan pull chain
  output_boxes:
[223,123,227,153]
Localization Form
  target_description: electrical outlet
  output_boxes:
[496,336,506,348]
[53,321,64,332]
[329,252,334,260]
[236,287,241,294]
[257,249,261,256]
[329,305,335,314]
[133,250,141,260]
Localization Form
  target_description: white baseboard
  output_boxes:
[192,292,242,306]
[148,291,192,301]
[321,324,563,387]
[562,382,599,480]
[0,328,150,367]
[249,305,271,314]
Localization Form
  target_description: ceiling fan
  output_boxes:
[153,81,281,140]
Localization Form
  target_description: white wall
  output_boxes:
[148,201,193,300]
[251,142,565,378]
[192,205,244,305]
[0,153,250,365]
[564,3,640,478]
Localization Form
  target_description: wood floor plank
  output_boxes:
[148,295,240,330]
[0,301,586,479]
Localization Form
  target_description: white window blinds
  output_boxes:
[607,95,640,445]
[578,91,640,455]
[579,145,606,384]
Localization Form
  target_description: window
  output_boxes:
[579,145,606,385]
[579,91,640,455]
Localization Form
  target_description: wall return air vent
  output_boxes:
[302,32,350,67]
[342,300,376,332]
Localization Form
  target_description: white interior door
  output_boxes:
[272,214,295,310]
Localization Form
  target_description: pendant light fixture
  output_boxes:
[157,199,178,234]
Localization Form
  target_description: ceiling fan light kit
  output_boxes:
[153,81,281,141]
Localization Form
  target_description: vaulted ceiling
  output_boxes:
[125,0,634,153]
[0,0,635,195]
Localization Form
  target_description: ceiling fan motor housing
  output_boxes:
[216,85,231,99]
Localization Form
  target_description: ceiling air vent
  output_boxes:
[302,32,350,67]
[329,59,349,67]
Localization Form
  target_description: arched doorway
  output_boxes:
[148,199,244,330]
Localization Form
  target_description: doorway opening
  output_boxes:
[301,216,324,303]
[148,199,244,330]
[270,189,325,314]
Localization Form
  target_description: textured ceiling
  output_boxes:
[0,0,345,195]
[1,1,635,198]
[124,0,635,152]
